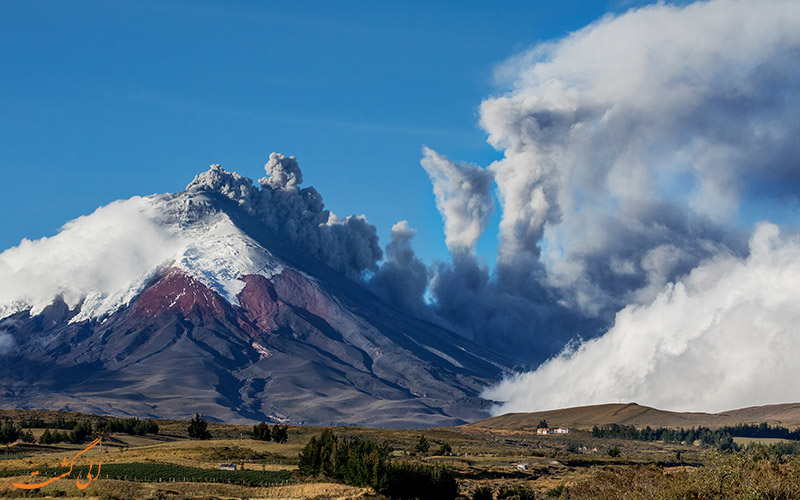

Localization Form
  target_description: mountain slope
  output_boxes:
[0,174,511,428]
[470,402,800,431]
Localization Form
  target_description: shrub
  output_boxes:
[0,420,20,448]
[381,462,458,500]
[546,484,568,498]
[414,435,430,454]
[472,485,493,500]
[496,484,536,500]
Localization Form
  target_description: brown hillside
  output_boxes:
[470,402,800,431]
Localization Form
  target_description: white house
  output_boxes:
[537,427,570,435]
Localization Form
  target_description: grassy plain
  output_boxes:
[1,409,799,499]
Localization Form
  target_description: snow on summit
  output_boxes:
[0,190,284,322]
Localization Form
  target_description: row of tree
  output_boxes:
[18,416,78,430]
[39,421,93,445]
[0,420,34,447]
[97,417,159,436]
[593,422,800,453]
[722,423,800,441]
[185,415,290,442]
[591,424,734,451]
[2,416,160,447]
[252,421,288,443]
[298,429,458,500]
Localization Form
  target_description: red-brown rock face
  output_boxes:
[236,274,281,332]
[131,268,235,324]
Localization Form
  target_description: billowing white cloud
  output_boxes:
[484,223,800,413]
[421,147,494,254]
[0,197,186,320]
[480,0,800,313]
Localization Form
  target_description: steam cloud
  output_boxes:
[485,224,800,413]
[480,0,800,314]
[420,147,494,254]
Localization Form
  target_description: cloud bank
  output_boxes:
[0,197,186,320]
[485,224,800,413]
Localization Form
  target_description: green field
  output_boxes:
[2,462,293,487]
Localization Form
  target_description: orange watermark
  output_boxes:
[12,437,102,490]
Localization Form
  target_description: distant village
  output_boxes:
[534,420,570,435]
[536,427,570,435]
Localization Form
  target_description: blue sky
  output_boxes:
[2,0,661,266]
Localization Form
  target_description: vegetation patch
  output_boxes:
[298,429,458,500]
[1,462,294,487]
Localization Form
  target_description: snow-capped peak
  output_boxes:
[0,190,284,322]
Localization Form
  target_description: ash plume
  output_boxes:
[369,221,429,317]
[187,152,383,280]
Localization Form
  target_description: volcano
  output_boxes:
[0,156,510,428]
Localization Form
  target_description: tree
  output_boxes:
[39,429,53,445]
[68,421,93,444]
[0,419,20,449]
[252,421,271,441]
[607,446,621,458]
[21,430,35,443]
[537,419,549,429]
[187,413,211,440]
[272,424,288,443]
[437,442,452,455]
[414,434,430,454]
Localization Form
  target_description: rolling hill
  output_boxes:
[471,402,800,431]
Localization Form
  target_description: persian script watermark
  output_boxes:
[13,437,102,490]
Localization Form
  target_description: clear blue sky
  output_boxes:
[1,0,657,266]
